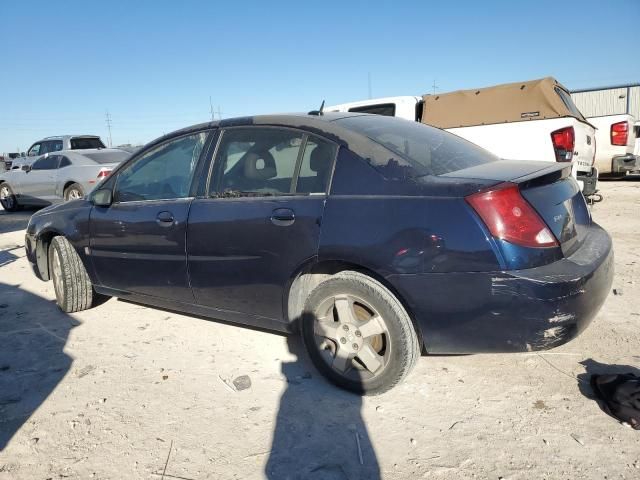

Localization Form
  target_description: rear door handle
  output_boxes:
[271,208,295,227]
[156,211,175,226]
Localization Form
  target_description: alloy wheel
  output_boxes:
[312,294,390,381]
[0,186,14,210]
[67,189,82,200]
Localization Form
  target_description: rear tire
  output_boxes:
[0,183,21,212]
[64,183,84,201]
[301,271,420,395]
[49,236,96,312]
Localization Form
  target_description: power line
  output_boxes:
[105,110,113,147]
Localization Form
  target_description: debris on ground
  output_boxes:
[232,375,252,391]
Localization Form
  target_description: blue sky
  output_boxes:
[1,0,639,153]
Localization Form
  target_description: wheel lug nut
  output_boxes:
[352,344,359,350]
[355,331,361,337]
[340,337,346,344]
[342,325,349,331]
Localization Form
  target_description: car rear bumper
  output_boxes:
[612,154,638,174]
[388,223,614,354]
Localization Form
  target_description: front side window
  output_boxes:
[211,128,305,196]
[28,143,41,156]
[31,155,60,170]
[114,132,207,202]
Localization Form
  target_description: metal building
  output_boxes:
[570,83,640,119]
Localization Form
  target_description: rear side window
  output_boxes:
[335,115,498,177]
[71,137,106,149]
[47,140,63,152]
[297,136,336,193]
[348,103,396,117]
[59,156,72,168]
[31,155,60,170]
[211,128,306,196]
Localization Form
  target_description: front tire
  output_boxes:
[301,271,420,395]
[49,236,95,312]
[64,183,84,201]
[0,183,21,212]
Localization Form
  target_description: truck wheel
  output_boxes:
[301,271,420,395]
[64,183,84,201]
[0,183,21,212]
[49,236,96,313]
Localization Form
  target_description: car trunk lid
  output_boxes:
[446,159,590,255]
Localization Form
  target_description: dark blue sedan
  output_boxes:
[25,113,614,394]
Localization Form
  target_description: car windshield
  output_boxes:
[335,115,498,177]
[71,137,106,149]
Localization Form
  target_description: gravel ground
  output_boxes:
[0,180,639,480]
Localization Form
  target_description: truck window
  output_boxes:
[71,137,106,149]
[348,103,396,117]
[336,114,498,177]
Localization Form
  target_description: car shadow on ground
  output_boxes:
[0,208,37,235]
[577,358,640,425]
[0,282,78,451]
[265,335,380,480]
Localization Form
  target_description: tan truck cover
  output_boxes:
[421,77,580,129]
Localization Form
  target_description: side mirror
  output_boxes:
[28,151,36,157]
[21,164,31,172]
[92,188,113,207]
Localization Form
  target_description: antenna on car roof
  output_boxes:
[308,100,325,116]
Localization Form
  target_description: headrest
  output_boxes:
[243,150,277,180]
[310,144,331,173]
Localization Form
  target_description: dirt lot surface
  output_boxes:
[0,180,639,480]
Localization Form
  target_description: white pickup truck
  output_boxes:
[326,77,598,196]
[587,114,638,178]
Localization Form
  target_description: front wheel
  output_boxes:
[0,183,21,212]
[301,271,420,395]
[49,236,97,312]
[64,183,84,201]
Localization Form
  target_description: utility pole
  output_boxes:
[217,105,222,121]
[432,79,439,95]
[209,96,215,121]
[368,72,372,99]
[105,110,113,147]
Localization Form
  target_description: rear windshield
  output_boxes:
[335,115,498,177]
[71,137,106,149]
[83,151,130,164]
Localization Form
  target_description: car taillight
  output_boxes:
[550,126,574,162]
[466,183,558,248]
[611,121,628,146]
[97,169,111,179]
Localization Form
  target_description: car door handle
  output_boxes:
[156,211,175,226]
[271,208,295,227]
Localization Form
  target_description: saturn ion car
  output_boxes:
[0,149,130,211]
[24,113,613,394]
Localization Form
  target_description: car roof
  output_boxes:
[145,112,370,150]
